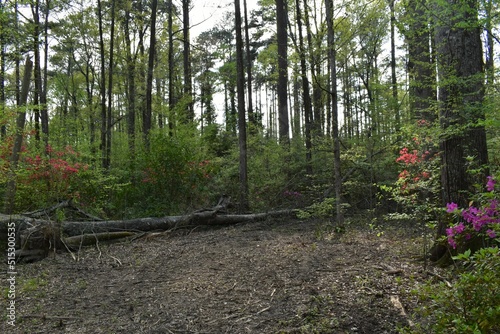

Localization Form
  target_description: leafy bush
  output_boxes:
[384,120,441,224]
[401,247,500,334]
[401,175,500,334]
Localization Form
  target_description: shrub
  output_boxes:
[401,247,500,334]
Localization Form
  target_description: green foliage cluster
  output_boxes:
[401,174,500,333]
[401,247,500,334]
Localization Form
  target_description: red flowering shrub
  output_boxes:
[13,145,89,210]
[382,120,441,222]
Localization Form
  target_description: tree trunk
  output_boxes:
[0,0,5,139]
[183,0,193,122]
[295,0,313,174]
[406,0,436,122]
[40,0,50,152]
[145,0,157,149]
[106,0,116,164]
[325,0,343,226]
[3,58,33,214]
[389,0,400,133]
[243,0,256,130]
[435,0,488,240]
[124,5,136,162]
[235,0,249,212]
[97,0,108,169]
[276,0,289,145]
[168,0,176,135]
[483,0,494,87]
[31,0,41,144]
[303,1,322,137]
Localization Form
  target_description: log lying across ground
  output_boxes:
[1,198,295,262]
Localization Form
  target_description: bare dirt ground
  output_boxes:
[3,218,438,333]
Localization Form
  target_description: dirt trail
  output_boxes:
[3,218,429,333]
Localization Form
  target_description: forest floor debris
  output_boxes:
[2,218,439,333]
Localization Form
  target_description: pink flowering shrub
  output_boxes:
[445,176,500,249]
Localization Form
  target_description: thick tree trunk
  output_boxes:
[432,0,488,260]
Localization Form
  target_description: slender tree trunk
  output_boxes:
[325,0,343,226]
[105,0,116,167]
[4,58,33,214]
[31,1,41,144]
[183,0,193,122]
[243,0,256,130]
[389,0,399,134]
[168,0,175,135]
[235,0,249,212]
[0,0,5,139]
[145,0,157,149]
[295,0,312,174]
[303,1,322,137]
[276,0,289,145]
[124,5,136,161]
[483,0,494,87]
[292,67,301,138]
[97,0,108,169]
[39,0,50,153]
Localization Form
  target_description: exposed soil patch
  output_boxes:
[3,218,436,333]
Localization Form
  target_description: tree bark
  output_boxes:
[0,0,5,139]
[435,0,488,248]
[325,0,343,226]
[389,0,400,133]
[144,0,157,149]
[406,0,436,122]
[183,0,194,122]
[243,0,256,130]
[97,0,108,169]
[124,4,136,160]
[3,58,33,214]
[106,0,116,163]
[235,0,249,212]
[167,0,176,135]
[295,0,313,174]
[276,0,289,145]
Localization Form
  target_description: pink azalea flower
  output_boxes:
[446,202,458,213]
[486,176,496,192]
[486,229,496,239]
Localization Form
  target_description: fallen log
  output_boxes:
[1,198,295,262]
[61,209,292,236]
